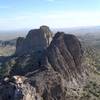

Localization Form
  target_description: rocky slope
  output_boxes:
[0,26,88,100]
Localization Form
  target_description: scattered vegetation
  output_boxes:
[80,80,100,100]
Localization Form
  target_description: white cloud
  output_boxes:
[0,11,100,30]
[40,11,100,28]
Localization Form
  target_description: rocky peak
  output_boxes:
[40,25,53,45]
[46,32,87,85]
[16,37,25,55]
[15,26,53,55]
[12,31,87,83]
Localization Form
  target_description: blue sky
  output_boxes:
[0,0,100,30]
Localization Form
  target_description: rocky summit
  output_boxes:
[0,26,88,100]
[15,25,53,55]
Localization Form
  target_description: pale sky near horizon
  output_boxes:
[0,0,100,30]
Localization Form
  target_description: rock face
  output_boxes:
[15,26,53,55]
[46,32,85,84]
[0,76,42,100]
[0,26,88,100]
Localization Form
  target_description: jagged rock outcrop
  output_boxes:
[0,26,88,100]
[15,25,53,55]
[0,76,42,100]
[16,37,25,55]
[46,32,86,85]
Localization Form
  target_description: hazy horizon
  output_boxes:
[0,25,100,40]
